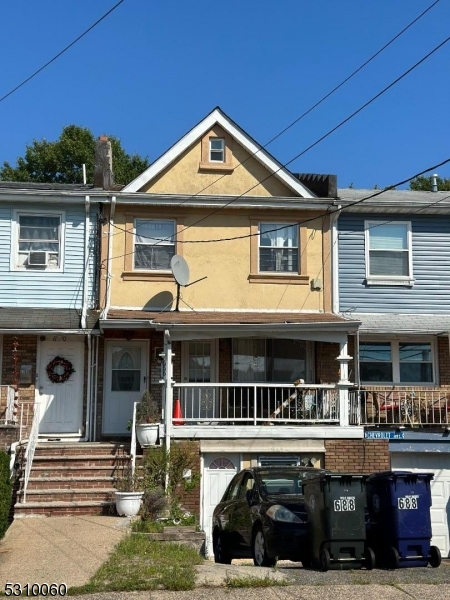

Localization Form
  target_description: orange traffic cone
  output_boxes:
[173,398,185,426]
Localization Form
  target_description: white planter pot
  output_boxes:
[136,423,159,446]
[114,491,144,517]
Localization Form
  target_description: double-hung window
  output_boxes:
[360,340,434,384]
[209,138,225,162]
[15,212,63,270]
[134,219,175,270]
[365,221,413,285]
[259,223,298,273]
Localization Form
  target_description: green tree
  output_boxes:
[410,175,450,191]
[0,125,149,186]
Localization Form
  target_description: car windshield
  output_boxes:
[258,470,316,495]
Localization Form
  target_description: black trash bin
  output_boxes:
[303,473,375,571]
[366,471,441,569]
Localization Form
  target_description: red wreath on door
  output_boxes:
[46,356,75,383]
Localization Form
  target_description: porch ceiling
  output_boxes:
[102,310,360,342]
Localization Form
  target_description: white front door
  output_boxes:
[103,341,148,435]
[391,452,450,558]
[38,338,84,436]
[181,341,218,420]
[202,453,239,558]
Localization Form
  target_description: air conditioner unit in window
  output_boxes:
[28,251,48,267]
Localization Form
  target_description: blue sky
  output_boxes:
[1,0,449,189]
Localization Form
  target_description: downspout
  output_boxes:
[331,205,341,314]
[102,195,116,319]
[82,196,91,440]
[81,195,90,329]
[92,336,99,441]
[164,329,173,490]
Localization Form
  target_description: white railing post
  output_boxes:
[130,401,138,476]
[337,342,352,427]
[22,402,40,503]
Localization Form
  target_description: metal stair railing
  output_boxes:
[22,402,40,503]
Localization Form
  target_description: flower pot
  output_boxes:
[114,491,144,517]
[136,422,159,446]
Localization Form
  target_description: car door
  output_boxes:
[229,472,255,556]
[215,473,243,553]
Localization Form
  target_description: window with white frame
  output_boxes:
[365,221,413,284]
[360,340,434,384]
[232,339,310,382]
[134,219,175,270]
[259,223,298,273]
[209,138,225,162]
[15,213,62,269]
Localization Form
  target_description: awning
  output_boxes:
[0,308,100,334]
[351,313,450,335]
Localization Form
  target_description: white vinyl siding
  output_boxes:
[134,219,175,270]
[365,221,413,285]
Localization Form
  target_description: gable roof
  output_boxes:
[123,107,315,198]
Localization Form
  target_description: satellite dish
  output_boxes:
[171,255,190,286]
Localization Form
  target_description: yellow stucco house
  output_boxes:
[97,107,371,554]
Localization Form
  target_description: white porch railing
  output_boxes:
[0,385,16,425]
[349,389,450,427]
[21,402,40,503]
[173,383,340,425]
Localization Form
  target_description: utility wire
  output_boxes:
[106,157,450,266]
[169,0,442,205]
[0,0,126,104]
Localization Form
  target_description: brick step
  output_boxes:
[34,443,130,458]
[29,465,130,478]
[14,500,115,517]
[17,488,114,503]
[32,454,130,470]
[24,476,115,491]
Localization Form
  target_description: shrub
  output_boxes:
[0,450,12,539]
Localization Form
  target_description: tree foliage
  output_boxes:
[410,175,450,192]
[0,450,11,539]
[0,125,149,186]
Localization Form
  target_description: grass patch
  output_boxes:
[67,534,203,595]
[131,519,164,533]
[225,573,289,588]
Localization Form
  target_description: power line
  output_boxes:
[169,0,442,206]
[106,157,450,266]
[0,0,126,104]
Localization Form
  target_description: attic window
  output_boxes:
[209,138,225,162]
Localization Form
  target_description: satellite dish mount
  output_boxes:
[170,255,207,311]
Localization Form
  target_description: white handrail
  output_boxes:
[130,401,138,476]
[22,402,40,503]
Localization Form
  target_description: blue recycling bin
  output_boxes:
[366,471,441,569]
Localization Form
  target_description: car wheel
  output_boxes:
[319,548,331,572]
[429,545,441,568]
[253,525,277,567]
[387,546,400,570]
[364,547,375,570]
[213,532,232,564]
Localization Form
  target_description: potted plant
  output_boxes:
[114,465,143,517]
[135,390,161,447]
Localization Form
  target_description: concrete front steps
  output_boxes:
[14,442,132,517]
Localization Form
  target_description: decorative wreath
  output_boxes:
[46,356,75,384]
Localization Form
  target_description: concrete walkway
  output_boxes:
[0,516,130,588]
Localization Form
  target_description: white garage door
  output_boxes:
[391,452,450,558]
[202,454,239,558]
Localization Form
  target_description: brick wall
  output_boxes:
[0,426,20,451]
[324,439,390,474]
[2,335,37,404]
[316,342,340,384]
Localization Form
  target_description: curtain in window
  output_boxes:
[369,224,408,276]
[260,224,298,272]
[134,219,175,270]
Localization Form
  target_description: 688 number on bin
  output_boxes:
[333,496,356,511]
[398,495,419,510]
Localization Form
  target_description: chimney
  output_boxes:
[431,173,438,193]
[94,135,114,190]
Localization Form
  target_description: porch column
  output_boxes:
[164,330,174,454]
[336,341,352,427]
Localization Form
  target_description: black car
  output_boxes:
[212,466,325,566]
